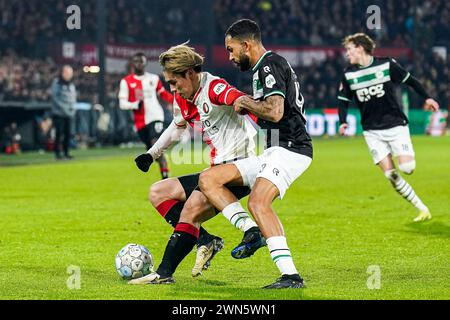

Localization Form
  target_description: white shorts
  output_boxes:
[233,146,312,199]
[363,125,415,164]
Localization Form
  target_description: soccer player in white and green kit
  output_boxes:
[337,33,440,222]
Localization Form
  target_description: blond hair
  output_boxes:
[159,42,204,75]
[342,33,376,54]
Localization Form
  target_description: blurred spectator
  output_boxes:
[1,122,21,154]
[425,106,448,136]
[35,114,54,152]
[51,65,76,159]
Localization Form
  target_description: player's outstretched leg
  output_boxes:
[129,222,199,285]
[149,178,223,270]
[384,162,431,222]
[247,179,306,289]
[156,155,170,179]
[199,166,265,259]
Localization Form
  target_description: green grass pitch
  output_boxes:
[0,136,449,300]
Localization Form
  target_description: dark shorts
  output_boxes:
[137,121,166,150]
[178,173,251,213]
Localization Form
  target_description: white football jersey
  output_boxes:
[119,72,171,130]
[191,72,257,165]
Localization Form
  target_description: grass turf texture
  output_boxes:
[0,136,449,300]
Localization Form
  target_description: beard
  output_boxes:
[237,53,251,72]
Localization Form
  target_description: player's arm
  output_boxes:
[156,78,174,105]
[134,100,187,172]
[134,120,186,172]
[209,79,246,106]
[337,74,354,135]
[118,79,140,110]
[234,95,283,122]
[234,59,287,122]
[390,58,439,111]
[208,79,259,122]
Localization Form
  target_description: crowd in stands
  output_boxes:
[2,50,446,111]
[2,0,448,53]
[0,0,448,109]
[0,0,207,56]
[215,0,450,46]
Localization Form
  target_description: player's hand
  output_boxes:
[425,98,440,112]
[338,123,348,136]
[134,153,153,172]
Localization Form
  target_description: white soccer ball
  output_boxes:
[115,243,153,280]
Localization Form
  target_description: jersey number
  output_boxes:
[294,81,306,120]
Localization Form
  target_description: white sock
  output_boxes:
[386,170,428,212]
[222,202,257,232]
[266,236,298,275]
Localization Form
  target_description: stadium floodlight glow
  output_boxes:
[90,66,101,73]
[83,66,101,73]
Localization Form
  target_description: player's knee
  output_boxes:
[148,181,166,207]
[183,194,208,222]
[198,171,214,193]
[398,161,416,175]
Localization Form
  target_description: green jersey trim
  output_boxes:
[252,51,272,72]
[338,96,351,102]
[401,72,411,83]
[264,90,286,99]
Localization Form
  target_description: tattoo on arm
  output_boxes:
[238,95,284,122]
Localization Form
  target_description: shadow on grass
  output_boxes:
[165,280,335,300]
[404,221,450,239]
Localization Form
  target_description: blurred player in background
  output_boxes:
[337,33,440,222]
[129,43,265,285]
[425,105,447,136]
[118,52,173,179]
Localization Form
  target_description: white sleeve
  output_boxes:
[118,79,140,110]
[146,120,187,159]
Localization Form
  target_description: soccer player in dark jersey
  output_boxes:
[199,19,313,289]
[337,33,440,222]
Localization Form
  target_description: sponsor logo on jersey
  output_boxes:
[213,83,226,95]
[356,84,385,102]
[263,66,271,73]
[203,103,210,114]
[265,74,276,89]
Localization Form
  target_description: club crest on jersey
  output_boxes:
[203,103,210,114]
[130,83,137,88]
[375,71,384,79]
[213,83,226,95]
[265,74,276,89]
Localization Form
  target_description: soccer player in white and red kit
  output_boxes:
[118,52,173,179]
[130,43,265,284]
